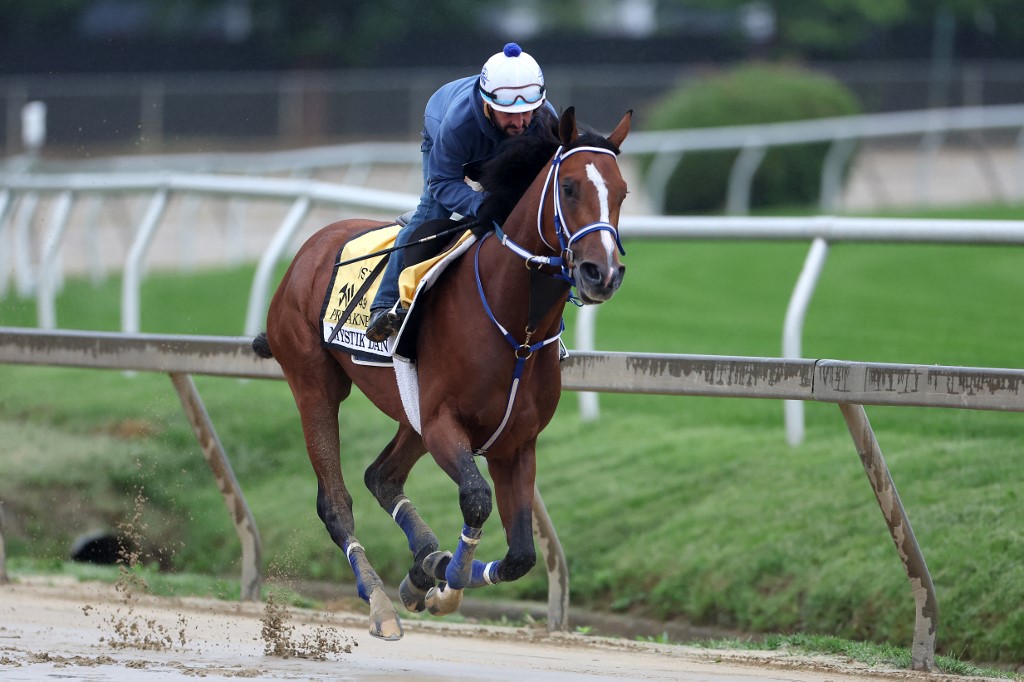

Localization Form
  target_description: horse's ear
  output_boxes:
[607,110,633,149]
[559,107,578,144]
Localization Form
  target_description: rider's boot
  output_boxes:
[366,303,408,342]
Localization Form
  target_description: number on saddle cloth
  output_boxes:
[404,218,461,266]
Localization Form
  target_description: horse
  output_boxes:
[253,107,631,640]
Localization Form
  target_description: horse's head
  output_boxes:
[549,107,632,304]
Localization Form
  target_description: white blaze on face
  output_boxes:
[585,162,616,269]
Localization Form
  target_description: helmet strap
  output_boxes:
[482,102,501,131]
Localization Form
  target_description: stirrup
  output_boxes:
[366,304,406,342]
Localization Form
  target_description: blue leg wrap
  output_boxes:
[466,559,503,588]
[391,497,422,553]
[345,540,371,601]
[444,525,482,590]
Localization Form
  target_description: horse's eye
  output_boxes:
[561,181,575,199]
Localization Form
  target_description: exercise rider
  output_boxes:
[365,42,556,343]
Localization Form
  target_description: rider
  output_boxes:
[365,42,557,343]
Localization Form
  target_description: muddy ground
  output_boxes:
[0,575,987,682]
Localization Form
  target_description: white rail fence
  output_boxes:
[0,172,418,334]
[3,169,1024,446]
[8,104,1024,216]
[608,215,1024,446]
[3,104,1024,444]
[623,104,1024,214]
[4,328,1024,670]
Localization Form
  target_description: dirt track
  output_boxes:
[1,576,976,682]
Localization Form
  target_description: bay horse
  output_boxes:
[253,107,631,640]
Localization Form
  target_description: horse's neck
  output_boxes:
[481,199,568,337]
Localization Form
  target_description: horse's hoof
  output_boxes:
[422,550,452,581]
[368,586,404,640]
[424,584,463,616]
[399,574,430,613]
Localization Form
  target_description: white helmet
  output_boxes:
[479,43,546,114]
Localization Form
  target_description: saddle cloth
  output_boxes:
[320,224,477,366]
[319,223,401,365]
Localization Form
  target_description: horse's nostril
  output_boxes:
[579,262,602,285]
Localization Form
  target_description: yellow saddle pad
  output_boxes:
[398,230,475,309]
[321,224,477,364]
[320,224,401,364]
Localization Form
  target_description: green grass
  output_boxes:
[697,634,1018,678]
[3,208,1024,669]
[5,557,322,608]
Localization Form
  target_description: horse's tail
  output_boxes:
[252,331,273,359]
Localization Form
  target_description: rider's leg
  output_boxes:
[367,146,448,341]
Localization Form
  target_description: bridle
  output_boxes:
[490,144,626,291]
[539,144,627,266]
[472,143,625,454]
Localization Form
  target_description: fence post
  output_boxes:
[169,372,262,600]
[0,190,12,297]
[575,304,600,422]
[122,189,169,333]
[783,236,829,446]
[36,191,74,329]
[646,150,684,214]
[839,402,937,672]
[244,195,311,336]
[532,485,569,632]
[0,502,8,584]
[12,193,39,297]
[819,136,858,212]
[727,142,767,215]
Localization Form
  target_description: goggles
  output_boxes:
[480,83,546,107]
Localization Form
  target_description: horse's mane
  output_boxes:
[474,109,621,227]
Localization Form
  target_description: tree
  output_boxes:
[0,0,508,68]
[661,0,1024,58]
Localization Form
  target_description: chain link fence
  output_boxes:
[4,61,1024,156]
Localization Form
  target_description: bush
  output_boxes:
[642,63,862,214]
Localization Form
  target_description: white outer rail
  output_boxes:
[0,172,417,334]
[621,104,1024,214]
[13,105,1024,217]
[5,171,1024,445]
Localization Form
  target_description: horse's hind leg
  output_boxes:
[293,383,403,641]
[364,425,440,613]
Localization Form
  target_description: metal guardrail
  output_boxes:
[4,327,1024,669]
[604,215,1024,446]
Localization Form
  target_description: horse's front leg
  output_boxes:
[484,444,538,584]
[421,442,494,615]
[421,442,540,616]
[429,446,539,590]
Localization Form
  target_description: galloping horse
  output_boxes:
[254,107,631,639]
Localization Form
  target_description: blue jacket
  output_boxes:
[422,75,556,219]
